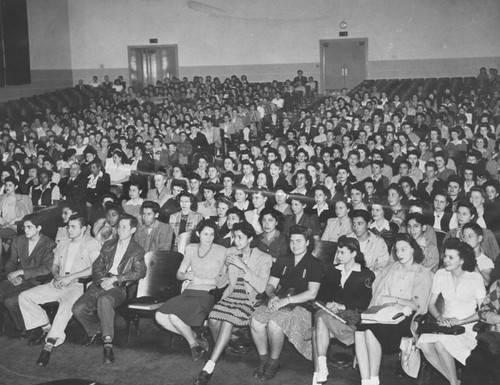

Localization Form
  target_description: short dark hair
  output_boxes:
[195,218,219,240]
[226,207,245,222]
[288,224,315,252]
[349,209,371,223]
[259,207,284,228]
[4,176,18,186]
[232,221,256,239]
[22,213,43,228]
[68,214,88,228]
[141,200,161,215]
[462,222,483,238]
[119,213,138,229]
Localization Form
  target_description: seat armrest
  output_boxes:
[78,276,92,291]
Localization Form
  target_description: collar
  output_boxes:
[369,219,390,231]
[335,263,362,272]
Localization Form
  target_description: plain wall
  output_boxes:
[23,0,500,89]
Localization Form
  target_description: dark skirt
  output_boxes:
[158,289,215,327]
[357,316,413,353]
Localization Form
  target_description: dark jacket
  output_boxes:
[59,175,87,206]
[316,264,375,311]
[3,234,56,284]
[92,238,146,285]
[85,172,111,206]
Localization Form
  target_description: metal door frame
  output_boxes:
[319,38,368,93]
[128,44,179,90]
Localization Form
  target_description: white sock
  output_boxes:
[317,356,329,381]
[361,380,372,385]
[42,324,51,332]
[203,360,216,374]
[312,372,319,385]
[370,376,380,385]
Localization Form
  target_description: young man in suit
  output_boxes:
[18,215,101,366]
[134,201,174,253]
[72,214,146,364]
[0,213,56,335]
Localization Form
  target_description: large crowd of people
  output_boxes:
[0,67,500,385]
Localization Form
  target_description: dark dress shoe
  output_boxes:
[81,332,102,347]
[193,370,212,385]
[102,346,115,364]
[28,328,48,346]
[196,334,210,352]
[263,363,280,380]
[253,362,268,379]
[190,345,205,361]
[36,349,51,367]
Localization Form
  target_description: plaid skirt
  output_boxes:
[209,277,254,327]
[252,304,313,360]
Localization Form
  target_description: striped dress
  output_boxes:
[209,277,254,327]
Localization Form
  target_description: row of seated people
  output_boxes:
[0,195,499,385]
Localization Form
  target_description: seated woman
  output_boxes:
[313,236,375,384]
[212,196,233,240]
[193,222,272,385]
[169,191,203,252]
[321,200,352,243]
[369,196,399,252]
[155,220,227,362]
[355,233,433,385]
[462,222,495,287]
[122,182,144,225]
[418,239,486,385]
[253,207,288,262]
[250,225,324,380]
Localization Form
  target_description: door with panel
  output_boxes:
[320,39,367,93]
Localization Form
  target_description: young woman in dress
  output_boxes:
[155,220,227,361]
[418,239,486,385]
[193,222,272,385]
[355,233,433,385]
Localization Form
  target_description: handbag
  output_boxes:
[417,323,465,335]
[400,337,421,378]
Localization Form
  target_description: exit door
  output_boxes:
[128,45,179,91]
[320,38,367,93]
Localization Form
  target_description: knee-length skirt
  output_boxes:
[158,289,215,327]
[418,323,477,365]
[357,316,413,353]
[252,304,313,360]
[209,277,254,327]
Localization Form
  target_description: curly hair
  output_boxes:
[442,238,477,272]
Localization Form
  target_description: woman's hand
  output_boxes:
[184,271,194,281]
[226,254,247,272]
[270,297,290,311]
[437,316,462,327]
[267,296,281,310]
[326,301,345,312]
